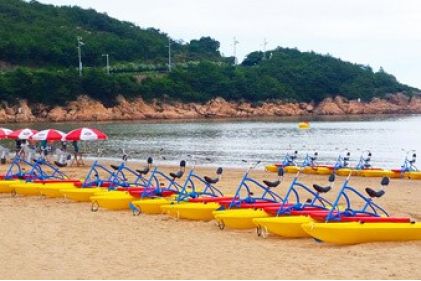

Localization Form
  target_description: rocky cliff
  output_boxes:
[0,93,420,123]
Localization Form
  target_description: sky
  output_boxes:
[37,0,421,88]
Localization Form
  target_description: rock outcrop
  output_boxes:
[0,93,420,123]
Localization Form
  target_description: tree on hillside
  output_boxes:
[241,51,264,66]
[188,37,221,59]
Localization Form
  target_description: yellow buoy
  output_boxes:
[298,122,310,129]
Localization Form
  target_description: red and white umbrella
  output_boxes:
[65,128,108,141]
[0,128,13,139]
[8,128,39,140]
[31,129,66,141]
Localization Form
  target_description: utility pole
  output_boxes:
[77,36,84,77]
[232,37,239,65]
[102,53,110,75]
[262,38,268,60]
[167,38,172,72]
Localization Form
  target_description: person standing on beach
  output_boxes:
[15,139,22,156]
[72,141,83,166]
[40,139,48,160]
[16,139,27,159]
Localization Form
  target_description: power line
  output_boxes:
[102,53,110,75]
[232,36,239,65]
[167,38,172,72]
[77,36,84,77]
[262,38,268,60]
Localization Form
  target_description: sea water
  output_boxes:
[3,114,421,169]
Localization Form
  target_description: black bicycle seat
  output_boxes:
[312,184,331,193]
[110,164,119,170]
[170,170,184,179]
[54,161,67,168]
[365,187,385,198]
[204,176,219,184]
[136,167,150,175]
[263,180,281,188]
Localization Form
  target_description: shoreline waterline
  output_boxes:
[1,112,420,127]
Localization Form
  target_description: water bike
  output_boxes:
[60,160,118,202]
[3,156,79,197]
[158,157,229,221]
[335,150,391,177]
[213,160,286,230]
[332,150,358,176]
[80,157,152,188]
[87,158,158,211]
[91,159,186,212]
[129,159,185,199]
[265,151,299,173]
[0,156,60,193]
[332,150,351,170]
[390,150,421,180]
[60,156,154,204]
[355,150,392,177]
[266,151,331,175]
[302,173,421,244]
[30,158,79,197]
[300,152,331,175]
[253,169,336,238]
[128,160,193,214]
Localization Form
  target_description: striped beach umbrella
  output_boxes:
[31,129,66,141]
[65,128,108,141]
[8,128,39,140]
[0,128,13,139]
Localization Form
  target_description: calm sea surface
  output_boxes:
[2,115,421,169]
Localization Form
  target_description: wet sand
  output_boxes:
[0,161,420,279]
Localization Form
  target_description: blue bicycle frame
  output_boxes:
[4,156,33,179]
[281,151,298,167]
[325,174,388,222]
[399,151,417,172]
[4,156,66,180]
[175,168,223,203]
[108,162,150,189]
[82,160,116,187]
[26,158,67,180]
[302,155,314,167]
[333,152,351,170]
[302,152,318,167]
[355,151,372,170]
[227,168,283,209]
[82,160,150,189]
[275,170,333,216]
[139,166,184,198]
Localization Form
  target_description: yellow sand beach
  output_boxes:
[0,162,420,279]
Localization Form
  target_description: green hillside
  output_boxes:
[0,0,417,107]
[0,0,222,67]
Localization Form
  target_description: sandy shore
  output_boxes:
[0,160,420,279]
